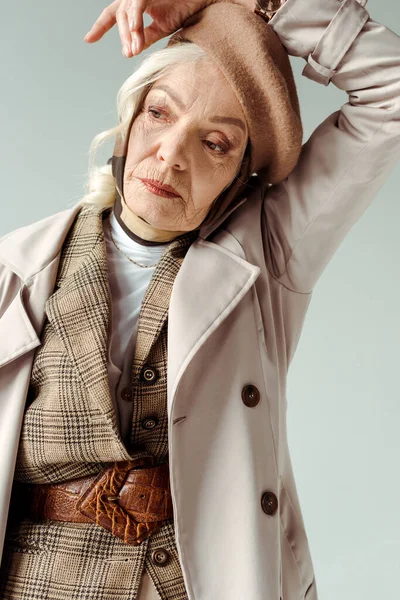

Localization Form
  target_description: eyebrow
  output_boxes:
[151,84,247,135]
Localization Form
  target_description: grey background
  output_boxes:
[2,1,399,598]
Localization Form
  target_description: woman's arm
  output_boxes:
[261,0,400,293]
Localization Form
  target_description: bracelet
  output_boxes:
[254,0,286,23]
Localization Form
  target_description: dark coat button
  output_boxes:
[261,491,278,516]
[121,387,133,402]
[151,548,170,566]
[142,416,159,430]
[241,385,260,407]
[140,366,159,384]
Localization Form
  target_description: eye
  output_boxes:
[147,107,228,155]
[148,107,165,119]
[204,140,228,155]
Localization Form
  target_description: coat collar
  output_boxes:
[0,201,261,420]
[0,202,87,370]
[0,200,86,283]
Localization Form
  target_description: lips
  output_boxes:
[139,178,180,197]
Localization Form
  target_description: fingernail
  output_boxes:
[131,39,137,54]
[84,33,89,41]
[123,45,130,58]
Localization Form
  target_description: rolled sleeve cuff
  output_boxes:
[269,0,370,85]
[302,0,370,85]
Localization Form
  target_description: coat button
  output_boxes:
[261,491,278,516]
[140,366,159,384]
[142,416,159,430]
[151,548,170,566]
[121,387,133,402]
[241,385,260,407]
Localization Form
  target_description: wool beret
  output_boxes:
[167,2,303,183]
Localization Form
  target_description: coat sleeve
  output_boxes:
[261,0,400,293]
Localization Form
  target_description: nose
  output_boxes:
[155,127,188,170]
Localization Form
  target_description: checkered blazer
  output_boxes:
[0,204,198,600]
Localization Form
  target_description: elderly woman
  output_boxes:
[0,0,399,599]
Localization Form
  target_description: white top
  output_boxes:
[102,210,171,440]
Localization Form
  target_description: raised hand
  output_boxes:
[84,0,220,58]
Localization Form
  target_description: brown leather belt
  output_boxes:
[11,456,173,546]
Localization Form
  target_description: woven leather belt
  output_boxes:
[11,456,173,546]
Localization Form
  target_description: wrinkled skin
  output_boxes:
[122,57,249,232]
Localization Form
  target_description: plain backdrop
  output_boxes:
[1,1,399,598]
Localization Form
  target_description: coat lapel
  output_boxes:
[0,203,84,370]
[45,205,117,426]
[0,287,41,368]
[167,234,261,417]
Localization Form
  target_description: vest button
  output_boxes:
[241,385,260,407]
[261,491,278,516]
[142,416,159,430]
[151,548,170,566]
[140,366,159,384]
[121,387,133,402]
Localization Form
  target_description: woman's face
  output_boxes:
[123,57,249,232]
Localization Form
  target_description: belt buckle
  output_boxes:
[76,456,172,545]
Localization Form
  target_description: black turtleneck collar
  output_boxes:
[113,195,173,246]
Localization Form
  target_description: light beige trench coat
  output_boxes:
[0,0,399,598]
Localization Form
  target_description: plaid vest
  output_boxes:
[0,204,198,600]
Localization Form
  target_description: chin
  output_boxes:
[127,198,183,231]
[138,208,178,231]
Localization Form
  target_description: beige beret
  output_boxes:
[167,2,303,183]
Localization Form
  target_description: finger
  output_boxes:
[126,0,146,31]
[116,7,133,57]
[84,2,119,43]
[142,21,168,51]
[126,0,147,54]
